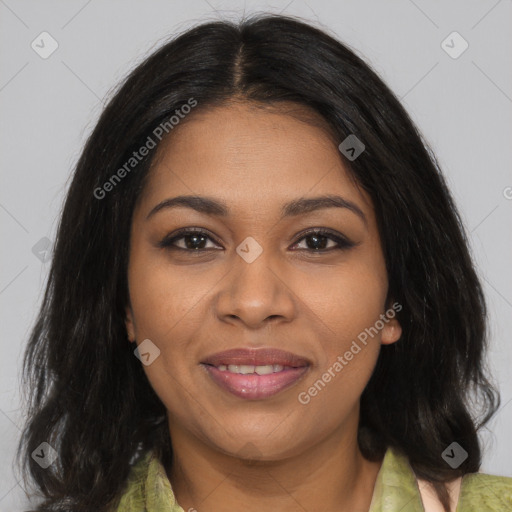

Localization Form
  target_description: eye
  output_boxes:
[290,229,356,252]
[157,228,221,252]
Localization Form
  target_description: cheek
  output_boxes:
[127,247,206,339]
[303,261,387,346]
[296,251,387,401]
[126,249,204,411]
[295,271,385,427]
[125,250,198,402]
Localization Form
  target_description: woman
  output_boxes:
[17,13,512,512]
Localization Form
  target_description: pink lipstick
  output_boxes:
[201,348,310,400]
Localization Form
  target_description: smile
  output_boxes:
[200,347,311,400]
[201,362,310,400]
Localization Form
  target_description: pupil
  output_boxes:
[186,234,206,250]
[308,234,327,250]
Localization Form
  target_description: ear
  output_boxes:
[125,305,136,343]
[380,299,402,345]
[381,317,402,345]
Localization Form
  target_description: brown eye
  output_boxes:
[290,229,356,252]
[158,229,221,251]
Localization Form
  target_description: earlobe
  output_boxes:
[381,318,402,345]
[125,306,136,343]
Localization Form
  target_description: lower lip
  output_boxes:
[202,364,309,400]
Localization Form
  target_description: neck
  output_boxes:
[166,416,383,512]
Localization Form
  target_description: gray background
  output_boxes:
[1,0,511,509]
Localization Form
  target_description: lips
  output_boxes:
[201,347,311,368]
[201,348,311,400]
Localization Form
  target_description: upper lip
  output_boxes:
[201,348,311,367]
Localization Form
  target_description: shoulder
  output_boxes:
[380,447,512,511]
[458,471,512,510]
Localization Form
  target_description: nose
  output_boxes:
[214,247,297,330]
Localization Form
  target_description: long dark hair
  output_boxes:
[16,13,499,512]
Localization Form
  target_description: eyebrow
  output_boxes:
[145,194,367,224]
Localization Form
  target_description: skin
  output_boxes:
[125,100,402,512]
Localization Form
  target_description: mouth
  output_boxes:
[200,348,311,400]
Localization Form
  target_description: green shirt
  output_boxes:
[113,447,512,511]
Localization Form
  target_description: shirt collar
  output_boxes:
[368,446,425,511]
[145,451,184,512]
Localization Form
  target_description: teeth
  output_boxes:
[255,365,273,375]
[217,364,287,374]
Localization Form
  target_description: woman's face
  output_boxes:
[125,101,401,460]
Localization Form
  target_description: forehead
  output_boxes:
[137,101,372,217]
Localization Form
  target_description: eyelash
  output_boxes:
[157,227,356,254]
